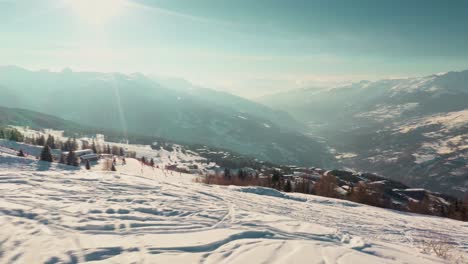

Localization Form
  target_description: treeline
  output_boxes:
[1,128,131,168]
[0,127,24,142]
[197,172,468,221]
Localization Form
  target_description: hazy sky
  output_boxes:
[1,0,468,97]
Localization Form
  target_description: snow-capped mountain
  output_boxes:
[259,70,468,197]
[0,66,334,167]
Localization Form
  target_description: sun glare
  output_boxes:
[67,0,126,25]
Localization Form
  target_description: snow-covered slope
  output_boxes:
[0,154,466,263]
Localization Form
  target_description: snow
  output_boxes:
[0,153,466,263]
[397,109,468,134]
[229,186,307,202]
[392,109,468,166]
[0,139,62,158]
[412,153,437,164]
[356,103,419,121]
[389,76,437,95]
[3,126,211,172]
[335,152,358,159]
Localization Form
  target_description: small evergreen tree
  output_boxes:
[8,128,24,142]
[46,135,56,149]
[36,135,46,146]
[40,145,53,162]
[271,170,281,188]
[67,150,77,166]
[17,149,25,157]
[61,140,69,151]
[284,179,292,192]
[85,160,91,170]
[224,168,231,179]
[238,169,246,181]
[111,145,119,155]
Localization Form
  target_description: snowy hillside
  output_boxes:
[0,153,466,263]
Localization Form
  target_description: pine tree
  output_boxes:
[61,140,69,151]
[85,160,91,170]
[67,150,77,166]
[36,135,46,146]
[284,179,292,192]
[8,129,24,142]
[40,145,53,162]
[224,168,231,179]
[238,169,245,181]
[271,170,280,188]
[111,145,119,155]
[17,149,25,157]
[46,135,56,149]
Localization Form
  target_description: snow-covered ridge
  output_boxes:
[320,70,468,97]
[397,109,468,134]
[356,103,419,121]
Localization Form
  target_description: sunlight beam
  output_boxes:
[66,0,126,26]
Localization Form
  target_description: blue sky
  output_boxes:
[1,0,468,97]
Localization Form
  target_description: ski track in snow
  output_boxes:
[0,156,466,263]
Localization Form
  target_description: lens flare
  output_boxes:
[67,0,126,25]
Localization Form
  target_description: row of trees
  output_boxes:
[4,131,83,167]
[200,170,468,221]
[21,133,125,156]
[38,144,79,166]
[288,174,467,221]
[140,156,155,167]
[0,127,24,142]
[4,128,128,173]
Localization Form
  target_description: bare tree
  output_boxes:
[314,174,338,198]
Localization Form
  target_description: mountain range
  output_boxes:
[1,66,466,197]
[0,66,334,167]
[260,70,468,197]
